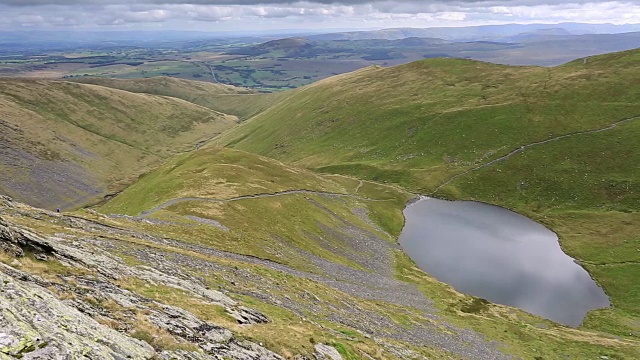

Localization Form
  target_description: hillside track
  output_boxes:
[432,114,640,193]
[139,189,393,217]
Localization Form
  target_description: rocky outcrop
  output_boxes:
[0,265,155,359]
[0,195,516,360]
[0,217,54,259]
[0,200,283,360]
[313,344,344,360]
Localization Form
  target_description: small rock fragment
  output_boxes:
[314,343,344,360]
[226,306,269,325]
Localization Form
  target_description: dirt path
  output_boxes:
[433,114,640,193]
[139,189,392,217]
[206,64,219,83]
[353,180,364,195]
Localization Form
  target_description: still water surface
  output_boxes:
[399,198,609,327]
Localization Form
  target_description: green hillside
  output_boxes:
[0,78,237,210]
[96,146,640,359]
[218,50,640,193]
[99,146,409,271]
[72,76,286,120]
[216,49,640,338]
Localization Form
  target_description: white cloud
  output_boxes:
[0,1,639,30]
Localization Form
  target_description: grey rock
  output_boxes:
[225,306,270,325]
[208,339,284,360]
[158,349,217,359]
[34,253,48,261]
[313,344,343,360]
[21,345,66,360]
[0,266,155,359]
[0,195,13,208]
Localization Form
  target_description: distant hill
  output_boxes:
[226,37,314,56]
[225,31,640,72]
[72,76,281,120]
[0,79,237,210]
[308,23,640,41]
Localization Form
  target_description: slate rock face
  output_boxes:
[226,306,270,325]
[0,199,284,360]
[0,266,155,359]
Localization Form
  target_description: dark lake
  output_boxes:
[399,197,609,327]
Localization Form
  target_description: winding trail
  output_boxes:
[353,180,364,195]
[206,64,219,84]
[432,114,640,194]
[140,189,392,217]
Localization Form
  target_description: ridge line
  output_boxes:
[139,189,392,217]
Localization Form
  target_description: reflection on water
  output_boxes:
[399,198,609,327]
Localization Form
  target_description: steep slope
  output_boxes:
[98,147,409,270]
[72,76,285,120]
[218,49,640,194]
[216,49,640,338]
[0,78,237,210]
[72,148,640,358]
[2,122,639,358]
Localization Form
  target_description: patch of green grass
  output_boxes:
[117,277,237,325]
[104,193,390,272]
[460,297,491,314]
[332,342,359,360]
[218,52,640,192]
[99,147,350,216]
[99,147,409,272]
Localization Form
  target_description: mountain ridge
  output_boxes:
[0,78,238,210]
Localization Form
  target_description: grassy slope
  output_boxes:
[72,76,287,120]
[215,49,640,338]
[100,147,353,216]
[218,52,640,191]
[96,146,640,358]
[0,78,237,210]
[99,147,407,270]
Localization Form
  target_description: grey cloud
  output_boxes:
[0,0,627,6]
[1,0,638,29]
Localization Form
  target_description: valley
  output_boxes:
[1,47,639,360]
[3,25,640,92]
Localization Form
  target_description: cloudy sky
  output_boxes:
[1,1,639,32]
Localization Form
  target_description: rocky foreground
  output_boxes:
[0,194,516,360]
[0,196,291,360]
